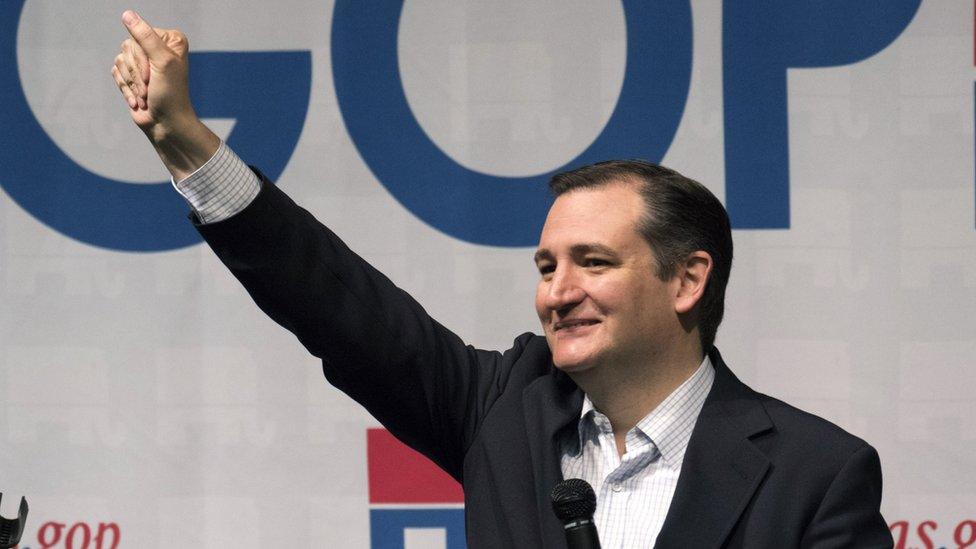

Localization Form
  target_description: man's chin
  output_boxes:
[551,355,598,374]
[546,336,605,373]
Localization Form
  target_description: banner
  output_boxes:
[1,1,972,547]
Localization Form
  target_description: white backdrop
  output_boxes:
[1,1,973,547]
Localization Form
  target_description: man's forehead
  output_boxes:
[541,184,643,232]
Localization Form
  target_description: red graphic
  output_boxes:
[890,519,976,549]
[11,521,121,549]
[367,428,464,504]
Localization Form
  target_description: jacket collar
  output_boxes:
[654,348,773,548]
[522,348,773,548]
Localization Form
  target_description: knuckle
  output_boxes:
[155,55,176,72]
[136,26,155,42]
[170,31,189,52]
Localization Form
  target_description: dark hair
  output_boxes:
[548,160,733,351]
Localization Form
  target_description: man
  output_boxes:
[112,11,893,548]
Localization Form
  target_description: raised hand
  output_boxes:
[111,10,218,180]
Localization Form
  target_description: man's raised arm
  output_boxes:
[107,11,498,480]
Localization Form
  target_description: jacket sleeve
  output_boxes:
[800,443,894,548]
[194,173,521,481]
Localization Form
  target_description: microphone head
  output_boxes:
[550,478,597,523]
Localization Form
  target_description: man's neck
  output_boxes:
[572,345,706,454]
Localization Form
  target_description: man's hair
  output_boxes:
[548,160,733,351]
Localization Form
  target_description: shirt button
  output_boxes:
[611,483,623,492]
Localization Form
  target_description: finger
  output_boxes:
[112,64,137,110]
[113,54,131,88]
[135,41,150,88]
[121,10,167,61]
[120,46,141,99]
[123,44,149,108]
[120,48,146,110]
[112,58,136,109]
[121,38,149,86]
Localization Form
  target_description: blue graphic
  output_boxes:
[2,1,927,249]
[332,0,692,246]
[0,0,311,251]
[722,0,921,228]
[370,509,465,549]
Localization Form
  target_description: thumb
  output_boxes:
[122,10,167,60]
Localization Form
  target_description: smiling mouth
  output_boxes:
[554,319,599,331]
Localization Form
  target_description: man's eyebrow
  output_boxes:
[533,243,618,264]
[570,243,617,257]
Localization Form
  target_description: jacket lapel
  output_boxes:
[655,350,773,548]
[522,370,584,548]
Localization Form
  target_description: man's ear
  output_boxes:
[674,251,713,314]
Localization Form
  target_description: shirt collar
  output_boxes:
[637,355,714,467]
[571,355,715,468]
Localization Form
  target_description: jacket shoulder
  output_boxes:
[491,332,554,387]
[752,392,877,480]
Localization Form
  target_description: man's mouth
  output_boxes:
[553,319,599,331]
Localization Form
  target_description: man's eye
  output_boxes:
[584,258,609,268]
[537,264,555,276]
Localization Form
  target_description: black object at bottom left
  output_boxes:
[0,493,28,549]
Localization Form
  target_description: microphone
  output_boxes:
[0,493,28,549]
[550,478,601,549]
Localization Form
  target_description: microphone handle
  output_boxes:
[564,520,601,549]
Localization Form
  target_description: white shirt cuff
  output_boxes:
[171,142,261,224]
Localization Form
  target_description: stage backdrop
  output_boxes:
[1,1,973,547]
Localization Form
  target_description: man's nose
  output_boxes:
[544,266,585,310]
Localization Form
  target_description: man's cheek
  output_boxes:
[533,291,547,322]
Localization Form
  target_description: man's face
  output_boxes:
[534,182,680,373]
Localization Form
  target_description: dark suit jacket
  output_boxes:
[196,175,893,548]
